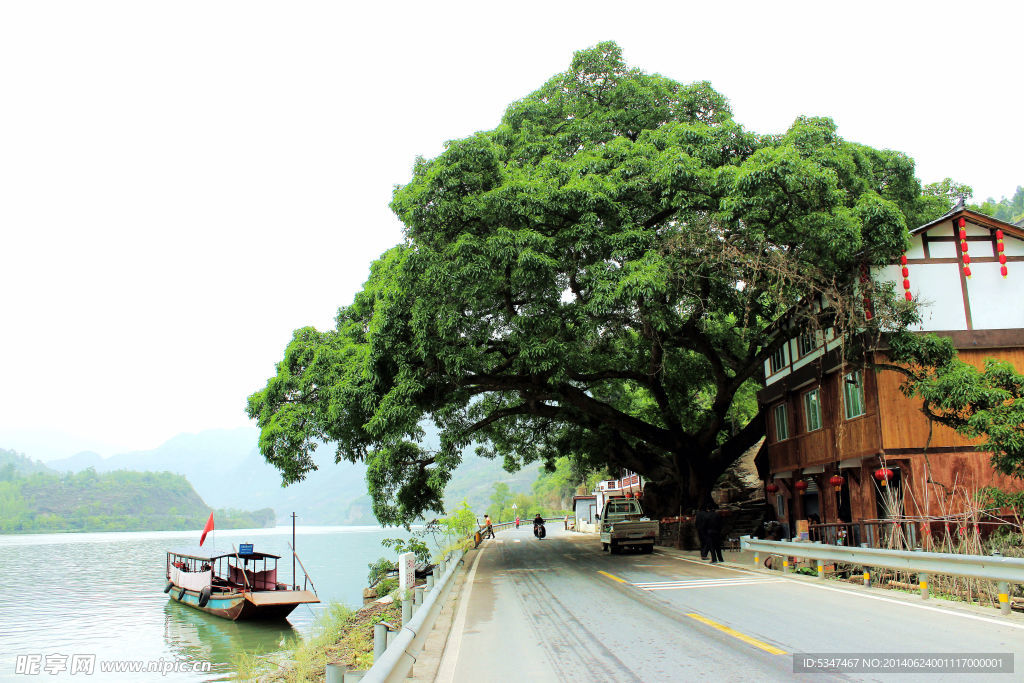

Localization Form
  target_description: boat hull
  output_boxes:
[168,587,316,621]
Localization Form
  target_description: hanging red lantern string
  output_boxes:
[900,252,912,301]
[958,217,971,278]
[996,228,1008,278]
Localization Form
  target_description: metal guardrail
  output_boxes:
[356,549,466,683]
[741,536,1023,614]
[741,536,1024,583]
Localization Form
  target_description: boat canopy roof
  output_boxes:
[167,547,282,562]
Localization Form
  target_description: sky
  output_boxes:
[1,1,1021,461]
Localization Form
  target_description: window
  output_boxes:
[769,346,787,374]
[798,330,817,357]
[773,403,789,441]
[803,389,822,432]
[843,371,865,419]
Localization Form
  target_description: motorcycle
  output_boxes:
[533,521,546,539]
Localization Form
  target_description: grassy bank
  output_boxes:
[234,599,403,681]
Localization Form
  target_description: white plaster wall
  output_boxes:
[964,224,990,237]
[1003,234,1024,257]
[927,239,958,259]
[906,233,926,260]
[967,265,1024,329]
[908,263,968,331]
[792,346,824,372]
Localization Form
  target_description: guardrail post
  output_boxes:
[415,586,424,606]
[782,556,790,574]
[863,569,871,587]
[343,670,364,682]
[373,623,387,662]
[913,547,929,600]
[426,573,435,590]
[998,581,1011,615]
[326,663,344,683]
[386,629,396,650]
[402,595,412,625]
[817,559,824,579]
[754,552,759,568]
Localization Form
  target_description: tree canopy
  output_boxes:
[248,42,948,525]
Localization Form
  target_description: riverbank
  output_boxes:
[238,597,402,681]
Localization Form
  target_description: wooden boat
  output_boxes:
[164,547,319,621]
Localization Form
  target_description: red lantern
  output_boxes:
[961,241,969,252]
[902,278,911,290]
[874,468,894,486]
[901,266,909,278]
[958,217,966,228]
[794,480,808,495]
[996,229,1004,240]
[962,254,970,265]
[1001,265,1008,278]
[959,229,967,240]
[765,482,779,494]
[905,291,913,301]
[999,254,1007,264]
[829,474,845,492]
[964,266,972,278]
[997,242,1005,252]
[900,254,907,266]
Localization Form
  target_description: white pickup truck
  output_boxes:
[599,498,657,554]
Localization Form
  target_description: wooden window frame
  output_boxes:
[773,402,789,441]
[803,388,822,432]
[843,371,865,420]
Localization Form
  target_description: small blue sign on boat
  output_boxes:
[239,543,254,555]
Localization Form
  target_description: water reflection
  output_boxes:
[162,602,300,678]
[0,526,405,682]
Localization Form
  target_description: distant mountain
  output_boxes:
[36,427,539,525]
[46,450,104,471]
[0,467,274,534]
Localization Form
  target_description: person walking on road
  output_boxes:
[482,514,495,539]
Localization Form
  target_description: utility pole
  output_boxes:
[291,512,297,591]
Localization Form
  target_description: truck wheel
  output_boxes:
[610,543,621,555]
[642,544,654,554]
[602,543,609,552]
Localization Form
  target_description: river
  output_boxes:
[0,526,411,681]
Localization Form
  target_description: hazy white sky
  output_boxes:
[2,1,1020,460]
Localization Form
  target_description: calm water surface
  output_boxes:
[0,526,409,681]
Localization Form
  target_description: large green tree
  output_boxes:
[248,42,942,525]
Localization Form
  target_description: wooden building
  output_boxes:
[757,205,1024,539]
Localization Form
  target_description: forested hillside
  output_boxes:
[973,185,1024,224]
[0,449,274,533]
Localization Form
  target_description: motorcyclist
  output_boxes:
[533,513,546,538]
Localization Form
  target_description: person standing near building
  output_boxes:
[706,506,724,564]
[695,508,711,560]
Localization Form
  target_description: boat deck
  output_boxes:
[244,590,319,606]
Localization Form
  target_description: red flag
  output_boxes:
[200,512,215,546]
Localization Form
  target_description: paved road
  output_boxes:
[435,525,1024,682]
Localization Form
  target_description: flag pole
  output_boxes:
[291,512,297,591]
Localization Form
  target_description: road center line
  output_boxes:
[686,613,787,655]
[597,570,627,583]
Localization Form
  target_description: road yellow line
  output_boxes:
[597,570,627,583]
[686,613,787,655]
